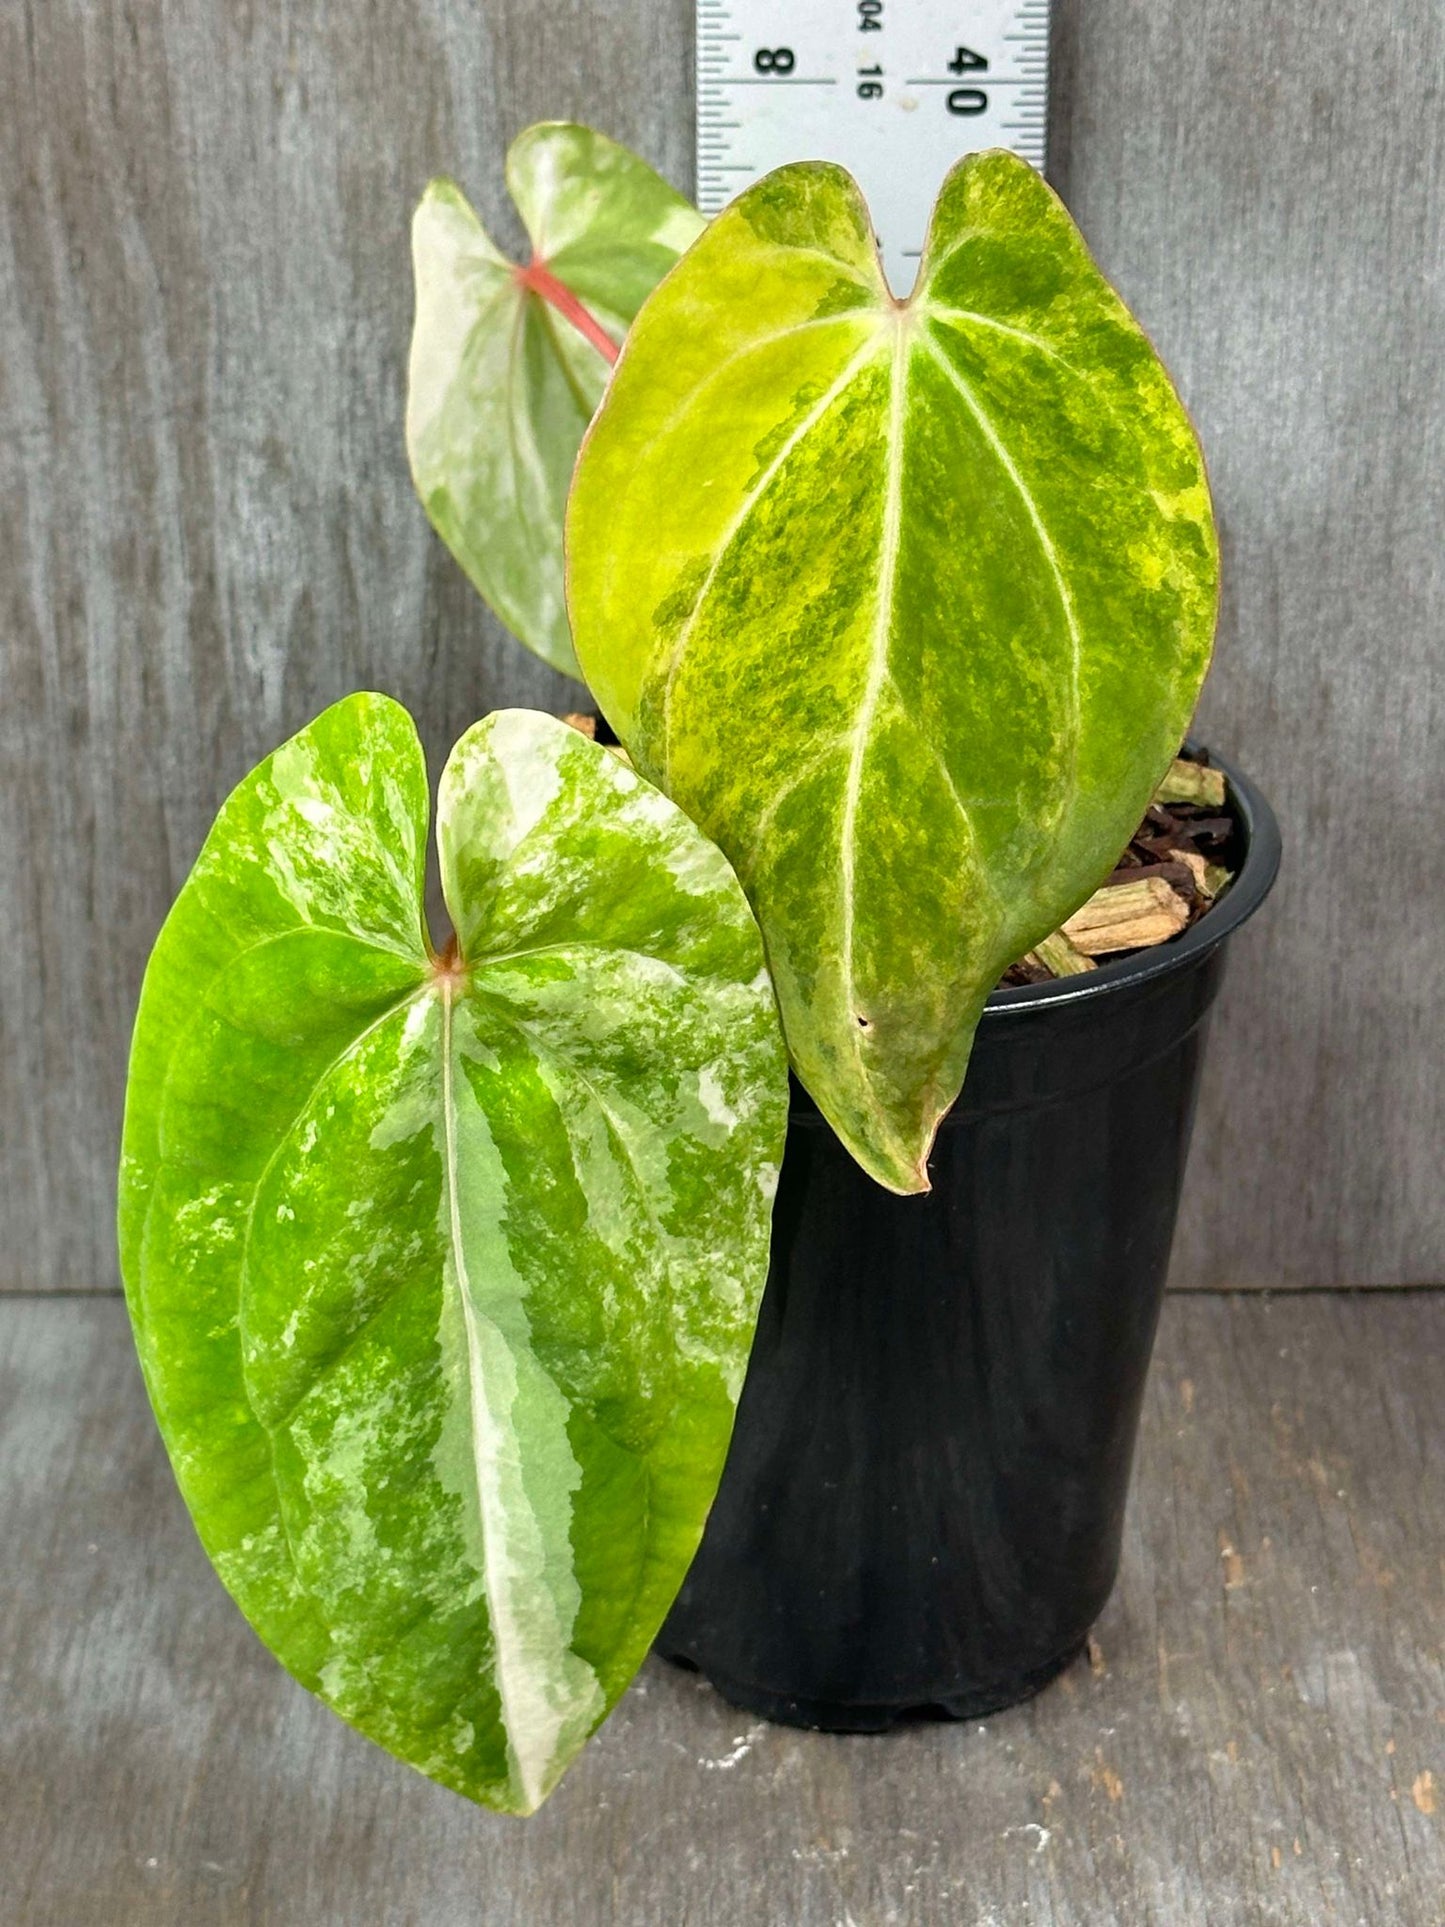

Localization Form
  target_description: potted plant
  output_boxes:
[120,125,1278,1813]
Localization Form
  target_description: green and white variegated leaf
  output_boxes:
[567,151,1218,1193]
[407,123,705,678]
[118,695,786,1813]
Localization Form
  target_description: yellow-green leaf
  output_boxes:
[567,152,1217,1191]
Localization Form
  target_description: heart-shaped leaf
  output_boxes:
[407,124,705,678]
[118,696,786,1812]
[567,152,1218,1192]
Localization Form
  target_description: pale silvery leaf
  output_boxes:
[407,123,705,678]
[567,152,1218,1193]
[118,695,786,1813]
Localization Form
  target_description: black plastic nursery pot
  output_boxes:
[657,751,1281,1732]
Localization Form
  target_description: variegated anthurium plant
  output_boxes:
[122,125,1218,1815]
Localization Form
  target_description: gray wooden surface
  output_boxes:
[3,0,1443,1290]
[1,1289,1439,1924]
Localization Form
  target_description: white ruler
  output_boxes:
[697,0,1049,295]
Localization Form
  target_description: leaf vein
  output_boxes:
[733,737,852,887]
[920,328,1083,816]
[923,304,1088,379]
[659,329,888,785]
[233,981,432,1427]
[452,992,673,1689]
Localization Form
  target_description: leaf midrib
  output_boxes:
[835,315,912,1165]
[641,269,1092,1165]
[229,934,695,1433]
[439,975,548,1812]
[457,983,681,1444]
[194,931,674,1779]
[649,283,1090,895]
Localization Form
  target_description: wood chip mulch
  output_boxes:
[998,749,1240,988]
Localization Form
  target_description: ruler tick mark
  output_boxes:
[697,0,1050,283]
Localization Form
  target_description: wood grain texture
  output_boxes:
[0,0,693,1292]
[1047,2,1445,1284]
[2,0,1443,1288]
[2,1292,1440,1923]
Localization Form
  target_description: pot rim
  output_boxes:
[979,744,1281,1021]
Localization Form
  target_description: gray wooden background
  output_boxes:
[3,0,1441,1293]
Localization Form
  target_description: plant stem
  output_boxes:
[516,259,619,365]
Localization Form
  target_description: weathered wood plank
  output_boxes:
[0,0,693,1292]
[2,0,1443,1288]
[2,1293,1440,1923]
[1047,3,1445,1284]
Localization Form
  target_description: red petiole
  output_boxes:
[514,258,619,365]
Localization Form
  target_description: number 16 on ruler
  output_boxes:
[697,0,1049,294]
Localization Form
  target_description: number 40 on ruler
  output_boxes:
[697,0,1049,294]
